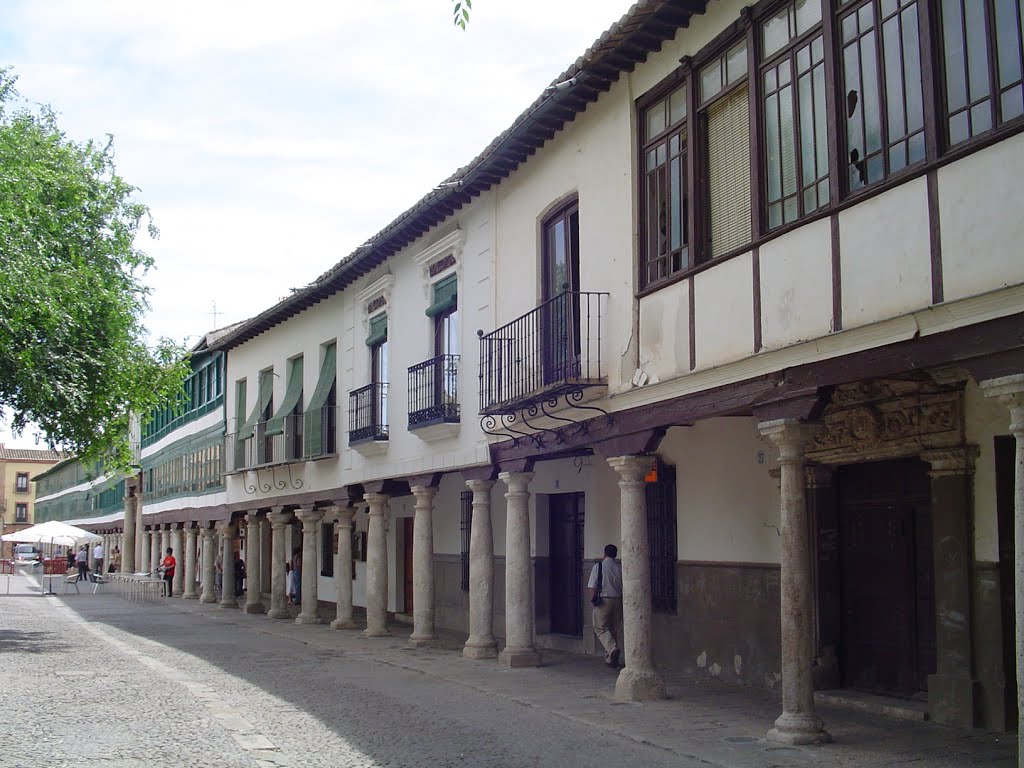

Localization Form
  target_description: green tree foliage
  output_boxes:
[0,68,188,471]
[453,0,472,29]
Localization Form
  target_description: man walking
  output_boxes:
[92,541,105,576]
[75,546,89,582]
[588,544,623,668]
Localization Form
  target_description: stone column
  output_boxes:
[219,522,237,608]
[408,485,438,647]
[498,471,540,667]
[295,506,324,625]
[363,492,391,637]
[329,506,357,629]
[120,495,135,573]
[606,456,666,700]
[169,526,183,596]
[140,530,151,574]
[759,419,830,745]
[243,511,265,614]
[182,526,199,599]
[260,517,272,597]
[151,527,162,573]
[200,527,217,603]
[980,373,1024,761]
[267,508,291,619]
[160,526,171,564]
[464,479,497,659]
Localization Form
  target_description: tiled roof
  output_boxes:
[0,446,65,462]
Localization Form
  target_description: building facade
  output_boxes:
[40,0,1024,747]
[0,445,63,557]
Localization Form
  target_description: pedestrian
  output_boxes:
[234,550,246,598]
[159,547,176,597]
[290,547,302,604]
[75,546,89,582]
[588,544,624,668]
[109,547,121,574]
[286,562,299,605]
[66,548,75,570]
[92,541,105,575]
[214,550,223,596]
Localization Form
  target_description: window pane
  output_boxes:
[726,42,748,84]
[700,60,722,102]
[765,88,783,201]
[763,5,792,58]
[965,1,990,102]
[795,0,822,35]
[670,155,681,251]
[646,99,666,141]
[1003,86,1024,120]
[669,86,687,124]
[942,0,969,113]
[995,0,1023,89]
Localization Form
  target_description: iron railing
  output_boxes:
[349,382,389,443]
[226,406,338,470]
[408,354,460,428]
[478,290,608,414]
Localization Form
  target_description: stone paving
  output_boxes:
[0,569,1017,768]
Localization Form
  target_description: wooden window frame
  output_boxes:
[15,472,29,493]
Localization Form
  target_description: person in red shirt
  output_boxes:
[159,547,176,597]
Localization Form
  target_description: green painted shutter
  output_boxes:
[264,357,303,437]
[237,372,274,441]
[425,274,458,317]
[365,313,388,347]
[303,345,337,457]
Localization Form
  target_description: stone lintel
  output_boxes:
[921,445,980,477]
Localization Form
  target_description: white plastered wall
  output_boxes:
[964,379,1013,563]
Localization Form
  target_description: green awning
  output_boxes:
[264,357,303,437]
[236,371,273,441]
[365,313,388,347]
[304,344,337,457]
[425,274,458,317]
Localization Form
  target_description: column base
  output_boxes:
[927,673,978,727]
[463,638,498,659]
[243,603,266,615]
[362,626,392,638]
[499,646,542,668]
[219,600,238,609]
[408,633,436,648]
[614,667,667,701]
[199,595,218,604]
[330,618,358,630]
[767,712,832,745]
[182,593,199,600]
[295,614,322,625]
[267,607,290,619]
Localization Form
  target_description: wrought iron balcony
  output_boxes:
[349,382,389,444]
[478,290,608,415]
[226,406,338,470]
[408,354,460,429]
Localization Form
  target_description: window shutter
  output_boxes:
[236,373,272,441]
[264,357,303,437]
[706,86,752,258]
[303,345,337,457]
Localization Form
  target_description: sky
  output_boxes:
[0,0,638,448]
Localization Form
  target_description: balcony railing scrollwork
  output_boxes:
[349,382,389,444]
[408,354,460,429]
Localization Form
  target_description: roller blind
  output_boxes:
[264,357,303,437]
[365,313,388,347]
[706,86,752,259]
[236,371,273,441]
[425,274,458,317]
[303,344,337,457]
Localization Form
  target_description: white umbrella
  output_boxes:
[2,519,102,547]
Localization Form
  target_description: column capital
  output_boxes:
[922,445,981,477]
[606,454,654,482]
[980,374,1024,434]
[329,507,356,528]
[200,526,217,541]
[184,526,199,540]
[498,471,533,494]
[364,492,390,509]
[245,509,262,524]
[267,509,292,528]
[295,507,325,526]
[466,478,495,494]
[411,484,439,503]
[216,521,236,536]
[758,419,822,462]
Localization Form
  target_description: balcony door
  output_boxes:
[541,201,580,386]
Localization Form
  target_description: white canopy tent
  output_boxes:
[3,521,102,595]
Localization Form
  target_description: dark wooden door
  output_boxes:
[549,493,585,636]
[403,517,414,615]
[540,202,580,385]
[838,459,935,696]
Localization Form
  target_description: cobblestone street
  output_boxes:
[0,571,1016,768]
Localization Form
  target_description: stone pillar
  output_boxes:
[921,446,981,726]
[330,506,357,629]
[295,506,324,625]
[160,526,171,564]
[200,527,217,603]
[464,479,497,659]
[140,530,151,574]
[760,419,831,745]
[606,456,666,700]
[260,517,272,597]
[408,485,438,647]
[980,373,1024,761]
[169,526,184,596]
[182,526,199,599]
[267,509,291,619]
[121,497,136,572]
[363,492,391,637]
[498,471,540,668]
[243,511,265,614]
[151,527,162,573]
[806,464,840,690]
[219,522,237,608]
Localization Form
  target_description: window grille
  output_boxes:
[646,462,678,613]
[460,491,472,592]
